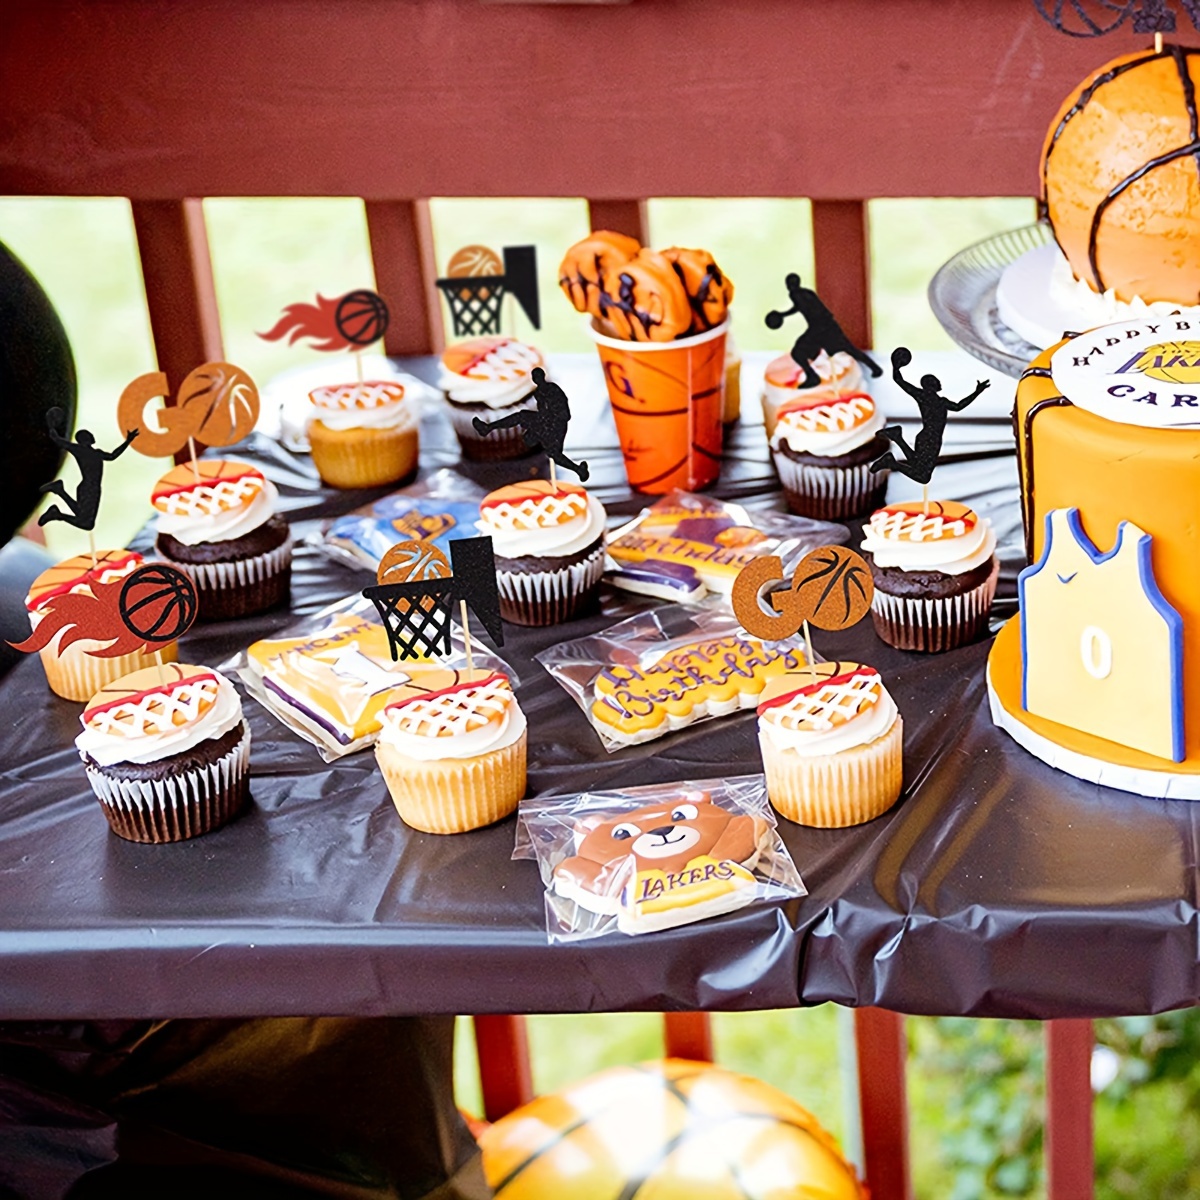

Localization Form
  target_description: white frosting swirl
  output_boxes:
[156,476,280,546]
[762,351,863,411]
[76,671,244,766]
[440,340,543,409]
[307,381,417,433]
[480,492,606,560]
[759,683,898,757]
[770,394,884,457]
[1050,248,1200,327]
[862,510,997,576]
[377,692,526,761]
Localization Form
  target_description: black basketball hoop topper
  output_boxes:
[363,536,504,662]
[1033,0,1200,35]
[436,244,541,338]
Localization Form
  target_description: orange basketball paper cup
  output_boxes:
[589,318,727,493]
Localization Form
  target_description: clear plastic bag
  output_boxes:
[535,606,813,753]
[604,489,847,605]
[513,775,806,940]
[307,469,486,573]
[221,594,516,761]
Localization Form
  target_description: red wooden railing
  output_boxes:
[1,2,1118,1195]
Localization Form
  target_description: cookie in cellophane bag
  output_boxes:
[513,775,804,940]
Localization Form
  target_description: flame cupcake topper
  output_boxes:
[436,244,541,338]
[259,290,391,353]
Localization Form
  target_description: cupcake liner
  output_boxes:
[84,720,251,843]
[309,423,419,489]
[445,398,539,461]
[722,356,742,424]
[160,536,292,621]
[40,640,177,704]
[376,733,527,834]
[871,559,999,653]
[772,451,890,521]
[761,715,903,828]
[497,542,606,626]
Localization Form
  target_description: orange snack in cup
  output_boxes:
[663,247,735,333]
[558,230,641,319]
[598,249,693,343]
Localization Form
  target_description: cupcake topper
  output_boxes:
[869,347,991,505]
[363,535,504,662]
[259,289,390,384]
[436,244,541,338]
[471,367,589,483]
[11,562,197,661]
[1032,0,1191,36]
[732,545,874,683]
[765,273,881,389]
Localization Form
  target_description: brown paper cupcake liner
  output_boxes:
[159,537,292,622]
[376,733,527,834]
[761,715,903,828]
[772,452,890,521]
[445,398,539,461]
[84,720,251,843]
[497,542,606,626]
[309,423,419,489]
[870,559,999,653]
[40,640,178,704]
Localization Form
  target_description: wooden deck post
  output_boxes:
[587,199,649,245]
[473,1014,535,1123]
[663,1012,714,1062]
[854,1007,913,1200]
[1046,1019,1094,1200]
[364,199,444,357]
[811,199,871,351]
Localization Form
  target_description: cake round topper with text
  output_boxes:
[1050,318,1200,429]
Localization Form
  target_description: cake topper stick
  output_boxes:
[869,347,991,497]
[471,367,590,482]
[765,273,881,387]
[460,599,474,673]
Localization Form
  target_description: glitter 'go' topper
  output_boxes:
[117,362,260,459]
[436,244,541,338]
[869,347,991,486]
[38,406,139,533]
[258,289,391,352]
[732,546,874,641]
[12,562,197,659]
[363,536,504,661]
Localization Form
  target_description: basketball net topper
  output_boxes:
[1032,0,1200,35]
[437,245,541,338]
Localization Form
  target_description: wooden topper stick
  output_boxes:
[549,457,557,488]
[87,530,98,570]
[356,350,364,383]
[803,618,817,684]
[187,435,201,482]
[923,483,929,517]
[460,599,474,674]
[1156,31,1164,53]
[154,646,167,686]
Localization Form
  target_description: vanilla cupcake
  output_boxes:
[375,668,527,833]
[76,663,251,843]
[307,380,419,489]
[760,351,864,437]
[770,390,890,521]
[153,460,292,621]
[439,336,544,460]
[758,661,903,827]
[861,501,998,653]
[477,480,607,626]
[722,328,743,424]
[23,550,178,702]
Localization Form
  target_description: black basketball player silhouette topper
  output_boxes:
[1033,0,1199,36]
[472,368,589,482]
[38,406,138,533]
[363,536,505,662]
[765,274,881,388]
[869,347,990,486]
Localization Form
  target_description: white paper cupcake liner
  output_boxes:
[84,720,251,843]
[771,450,888,520]
[497,541,606,626]
[871,559,999,653]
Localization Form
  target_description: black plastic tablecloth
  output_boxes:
[2,354,1197,1030]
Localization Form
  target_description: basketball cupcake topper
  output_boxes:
[259,289,391,353]
[1032,0,1195,35]
[436,244,541,338]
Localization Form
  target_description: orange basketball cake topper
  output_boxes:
[258,290,390,353]
[436,244,540,338]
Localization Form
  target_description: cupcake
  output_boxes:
[477,480,607,626]
[722,328,742,424]
[375,668,527,833]
[307,379,419,489]
[439,336,544,461]
[760,350,863,437]
[24,550,178,702]
[758,661,903,827]
[861,500,998,653]
[153,460,292,621]
[769,391,890,520]
[75,663,251,843]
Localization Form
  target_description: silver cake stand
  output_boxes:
[928,222,1051,378]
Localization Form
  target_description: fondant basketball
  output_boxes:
[1042,46,1200,304]
[479,1059,865,1200]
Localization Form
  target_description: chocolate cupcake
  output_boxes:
[439,336,544,461]
[477,480,607,625]
[75,664,250,843]
[769,390,890,520]
[860,501,998,653]
[153,460,292,621]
